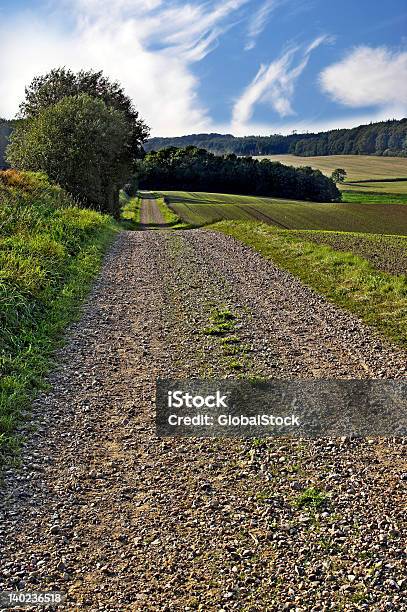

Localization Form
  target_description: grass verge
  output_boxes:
[212,221,407,348]
[154,194,189,228]
[0,170,118,467]
[120,192,142,228]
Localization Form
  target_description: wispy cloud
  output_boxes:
[245,0,285,51]
[320,45,407,112]
[233,35,331,128]
[0,0,248,135]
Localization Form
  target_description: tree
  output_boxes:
[138,146,341,202]
[331,168,347,184]
[7,94,131,217]
[19,67,149,163]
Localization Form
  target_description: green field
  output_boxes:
[342,190,407,204]
[254,154,407,181]
[163,191,407,235]
[340,180,407,195]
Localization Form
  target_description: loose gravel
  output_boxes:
[0,223,406,611]
[139,196,165,228]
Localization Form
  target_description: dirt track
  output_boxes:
[1,224,406,610]
[139,195,165,228]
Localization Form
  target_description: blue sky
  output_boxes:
[0,0,406,136]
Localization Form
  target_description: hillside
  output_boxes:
[145,118,407,157]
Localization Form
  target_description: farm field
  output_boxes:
[163,191,407,235]
[342,190,407,204]
[254,154,407,181]
[286,230,407,276]
[340,180,407,195]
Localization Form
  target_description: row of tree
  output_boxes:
[4,68,149,217]
[138,147,341,202]
[145,119,407,157]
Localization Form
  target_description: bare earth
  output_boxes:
[1,217,406,610]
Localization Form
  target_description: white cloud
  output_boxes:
[245,0,285,51]
[223,106,406,136]
[232,36,330,128]
[319,46,407,110]
[0,0,248,135]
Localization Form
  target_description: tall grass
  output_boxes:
[0,170,117,464]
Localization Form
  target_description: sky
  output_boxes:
[0,0,406,136]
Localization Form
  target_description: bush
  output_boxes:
[6,95,132,217]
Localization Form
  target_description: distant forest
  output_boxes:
[145,119,407,157]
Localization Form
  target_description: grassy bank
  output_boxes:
[0,170,118,464]
[120,192,142,228]
[212,221,407,348]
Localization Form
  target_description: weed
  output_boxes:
[294,487,328,509]
[203,308,236,336]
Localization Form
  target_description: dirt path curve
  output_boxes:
[0,228,406,611]
[139,194,165,228]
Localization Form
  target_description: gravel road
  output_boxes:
[139,196,165,228]
[0,226,406,611]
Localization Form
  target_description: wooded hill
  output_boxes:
[145,119,407,157]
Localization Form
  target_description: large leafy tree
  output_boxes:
[19,68,149,162]
[7,94,132,217]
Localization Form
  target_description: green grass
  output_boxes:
[253,154,407,181]
[163,191,407,235]
[294,487,328,509]
[212,221,407,347]
[342,181,407,196]
[0,170,118,466]
[120,192,141,228]
[203,308,236,336]
[342,190,407,204]
[156,195,186,227]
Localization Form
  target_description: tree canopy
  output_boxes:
[6,68,149,216]
[7,94,132,216]
[331,169,347,183]
[138,146,341,202]
[19,68,149,162]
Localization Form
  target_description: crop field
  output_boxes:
[163,191,407,235]
[254,154,407,181]
[287,230,407,276]
[340,180,407,194]
[342,190,407,204]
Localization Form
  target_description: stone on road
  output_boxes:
[0,229,406,610]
